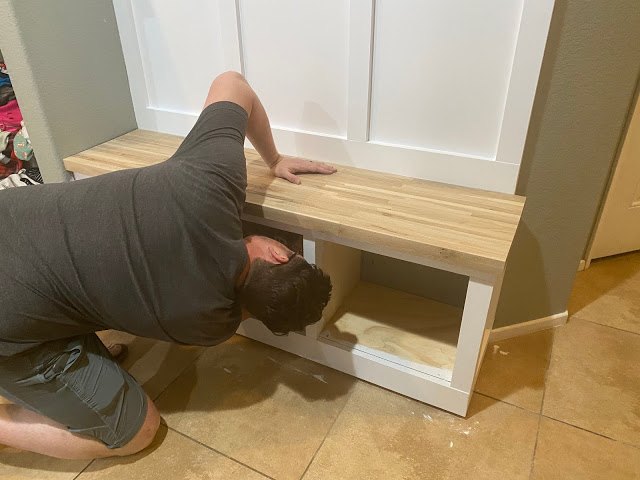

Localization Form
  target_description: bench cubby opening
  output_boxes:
[310,240,469,382]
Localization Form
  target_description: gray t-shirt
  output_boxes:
[0,101,249,356]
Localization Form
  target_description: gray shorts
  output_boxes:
[0,334,147,449]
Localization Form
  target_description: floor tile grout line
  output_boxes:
[527,414,543,480]
[539,414,640,449]
[475,328,555,417]
[538,326,554,417]
[473,392,538,416]
[72,459,95,480]
[298,394,352,480]
[573,315,640,337]
[150,349,207,403]
[541,320,640,450]
[168,426,276,480]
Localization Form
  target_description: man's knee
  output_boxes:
[113,395,160,457]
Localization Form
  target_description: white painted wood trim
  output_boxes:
[237,318,471,416]
[302,238,322,338]
[578,259,587,271]
[450,278,496,392]
[112,0,155,129]
[496,0,555,165]
[484,271,505,330]
[489,311,568,342]
[302,238,316,264]
[472,328,492,389]
[140,106,519,193]
[347,0,375,141]
[218,0,243,73]
[319,333,453,382]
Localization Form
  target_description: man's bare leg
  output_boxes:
[0,394,160,460]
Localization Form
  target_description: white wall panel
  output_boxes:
[132,1,227,114]
[115,0,554,193]
[369,0,523,159]
[239,0,350,137]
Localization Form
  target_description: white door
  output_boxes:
[112,0,554,194]
[587,95,640,260]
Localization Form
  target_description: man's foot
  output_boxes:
[106,343,128,363]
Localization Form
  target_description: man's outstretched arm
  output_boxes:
[204,71,336,184]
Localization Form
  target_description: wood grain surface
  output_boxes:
[64,129,525,275]
[321,282,463,375]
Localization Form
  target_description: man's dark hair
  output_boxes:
[239,256,332,335]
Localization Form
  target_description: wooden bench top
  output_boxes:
[63,129,524,277]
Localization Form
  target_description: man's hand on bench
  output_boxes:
[270,154,337,185]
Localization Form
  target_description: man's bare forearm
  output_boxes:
[246,91,281,168]
[204,71,335,183]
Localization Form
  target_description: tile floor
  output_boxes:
[1,251,639,479]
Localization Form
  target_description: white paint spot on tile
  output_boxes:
[492,345,500,354]
[423,414,433,422]
[449,441,454,448]
[223,367,232,374]
[313,374,328,384]
[462,429,471,436]
[499,350,510,356]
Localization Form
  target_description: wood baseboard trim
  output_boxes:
[489,311,568,342]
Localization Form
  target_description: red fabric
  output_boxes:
[0,80,31,178]
[0,67,27,179]
[0,158,23,178]
[0,100,22,133]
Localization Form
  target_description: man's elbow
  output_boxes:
[205,70,254,113]
[212,70,246,88]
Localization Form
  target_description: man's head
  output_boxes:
[239,235,331,335]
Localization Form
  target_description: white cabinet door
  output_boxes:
[113,0,554,194]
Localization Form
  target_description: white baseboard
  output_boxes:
[489,311,568,342]
[578,259,586,271]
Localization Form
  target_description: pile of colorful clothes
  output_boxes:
[1,62,41,185]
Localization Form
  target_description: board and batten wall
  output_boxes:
[1,0,639,328]
[112,0,553,194]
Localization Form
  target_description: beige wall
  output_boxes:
[494,0,640,326]
[0,0,136,183]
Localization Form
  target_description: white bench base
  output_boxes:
[238,228,503,417]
